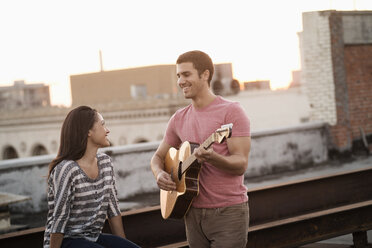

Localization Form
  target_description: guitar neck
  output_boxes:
[181,134,215,174]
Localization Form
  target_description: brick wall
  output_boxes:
[302,11,372,153]
[344,44,372,142]
[328,11,353,151]
[302,11,337,126]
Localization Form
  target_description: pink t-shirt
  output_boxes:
[164,96,250,208]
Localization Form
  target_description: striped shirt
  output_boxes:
[43,153,121,248]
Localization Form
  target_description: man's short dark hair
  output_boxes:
[176,50,214,86]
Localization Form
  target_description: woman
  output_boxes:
[43,106,140,248]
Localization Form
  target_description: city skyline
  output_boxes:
[1,0,371,106]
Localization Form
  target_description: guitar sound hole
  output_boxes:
[178,161,182,180]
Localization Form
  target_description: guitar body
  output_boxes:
[159,124,232,219]
[160,141,201,219]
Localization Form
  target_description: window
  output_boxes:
[130,85,147,99]
[32,144,48,156]
[3,146,19,159]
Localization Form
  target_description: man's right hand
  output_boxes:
[156,170,176,191]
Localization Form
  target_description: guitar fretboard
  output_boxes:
[180,134,216,174]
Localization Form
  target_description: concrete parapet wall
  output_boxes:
[342,12,372,44]
[0,122,328,213]
[248,122,328,176]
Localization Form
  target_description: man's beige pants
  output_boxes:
[185,201,249,248]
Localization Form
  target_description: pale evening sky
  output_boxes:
[0,0,371,106]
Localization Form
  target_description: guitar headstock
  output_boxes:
[213,123,233,143]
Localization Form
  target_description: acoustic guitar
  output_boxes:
[160,124,233,219]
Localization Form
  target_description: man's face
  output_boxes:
[176,62,207,99]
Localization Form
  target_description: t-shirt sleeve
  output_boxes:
[50,163,75,234]
[164,113,182,148]
[226,102,251,137]
[107,157,121,218]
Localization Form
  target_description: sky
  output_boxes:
[1,0,371,107]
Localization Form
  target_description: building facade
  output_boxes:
[70,63,237,106]
[0,81,50,110]
[300,10,372,153]
[70,65,181,106]
[0,99,188,160]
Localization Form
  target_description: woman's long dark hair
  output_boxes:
[48,106,97,178]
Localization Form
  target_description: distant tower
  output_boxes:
[99,50,104,72]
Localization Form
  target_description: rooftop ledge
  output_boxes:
[0,122,327,171]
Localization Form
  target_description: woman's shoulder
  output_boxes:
[54,160,77,172]
[97,153,113,167]
[50,160,78,181]
[97,152,111,161]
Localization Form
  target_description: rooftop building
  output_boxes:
[70,63,238,106]
[0,81,50,110]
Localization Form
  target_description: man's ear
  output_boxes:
[202,70,210,81]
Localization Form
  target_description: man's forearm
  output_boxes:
[151,154,165,179]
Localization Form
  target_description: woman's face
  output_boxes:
[88,113,110,148]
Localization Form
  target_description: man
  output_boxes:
[151,50,251,247]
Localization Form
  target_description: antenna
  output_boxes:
[99,50,104,72]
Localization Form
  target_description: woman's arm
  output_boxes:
[49,164,75,247]
[108,215,126,238]
[50,233,64,248]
